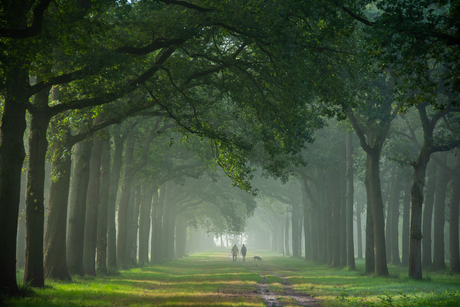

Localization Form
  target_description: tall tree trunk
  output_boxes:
[44,123,72,280]
[385,167,396,263]
[364,166,375,274]
[291,202,299,258]
[116,136,135,269]
[401,181,411,266]
[83,136,103,276]
[449,152,460,273]
[153,185,166,263]
[128,183,141,266]
[139,183,155,266]
[96,136,111,275]
[331,172,341,267]
[0,61,28,296]
[107,128,125,271]
[285,210,290,256]
[356,202,363,260]
[422,161,437,267]
[67,138,92,276]
[17,174,27,269]
[389,172,402,265]
[346,132,356,270]
[340,157,347,268]
[368,150,389,276]
[432,153,449,270]
[23,80,51,287]
[150,190,159,263]
[302,185,311,261]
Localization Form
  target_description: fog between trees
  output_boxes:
[1,0,460,298]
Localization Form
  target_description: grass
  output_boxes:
[5,250,460,306]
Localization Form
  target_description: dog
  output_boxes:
[253,256,262,261]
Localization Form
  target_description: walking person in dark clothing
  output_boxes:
[241,244,247,262]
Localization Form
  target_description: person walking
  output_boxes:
[231,244,239,262]
[241,244,247,262]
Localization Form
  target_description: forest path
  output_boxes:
[242,258,322,307]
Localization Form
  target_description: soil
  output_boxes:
[251,268,322,307]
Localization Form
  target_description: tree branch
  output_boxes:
[348,110,373,154]
[0,0,52,38]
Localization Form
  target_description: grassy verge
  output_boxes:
[5,250,460,306]
[240,251,460,307]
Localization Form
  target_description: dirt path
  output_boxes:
[251,267,322,307]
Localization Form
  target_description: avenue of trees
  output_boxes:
[1,0,459,298]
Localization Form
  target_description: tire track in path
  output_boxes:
[250,266,322,307]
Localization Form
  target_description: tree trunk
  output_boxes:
[346,132,356,270]
[368,150,389,276]
[153,185,166,263]
[385,167,395,263]
[449,152,460,273]
[83,136,103,276]
[401,181,411,266]
[432,153,449,270]
[107,128,125,271]
[150,190,159,263]
[422,161,437,267]
[44,124,72,281]
[96,136,111,275]
[364,166,375,274]
[17,174,27,269]
[67,138,92,276]
[23,77,51,287]
[128,183,141,266]
[331,172,341,267]
[389,172,402,266]
[116,135,135,269]
[285,211,290,256]
[356,202,363,260]
[0,60,28,296]
[291,202,299,257]
[139,182,155,266]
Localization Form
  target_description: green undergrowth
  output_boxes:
[240,253,460,307]
[6,250,460,306]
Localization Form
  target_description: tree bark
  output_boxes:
[389,171,402,265]
[139,182,155,266]
[331,172,341,267]
[291,202,300,258]
[96,136,111,275]
[364,165,375,274]
[107,128,125,271]
[285,210,291,256]
[128,183,141,266]
[153,185,166,263]
[0,50,29,297]
[356,202,363,260]
[346,132,356,269]
[83,136,103,276]
[17,175,27,269]
[301,180,311,260]
[23,76,51,287]
[116,135,135,269]
[67,138,92,276]
[449,152,460,273]
[422,161,437,267]
[401,181,411,266]
[368,150,389,275]
[150,189,159,263]
[432,153,449,270]
[44,124,72,281]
